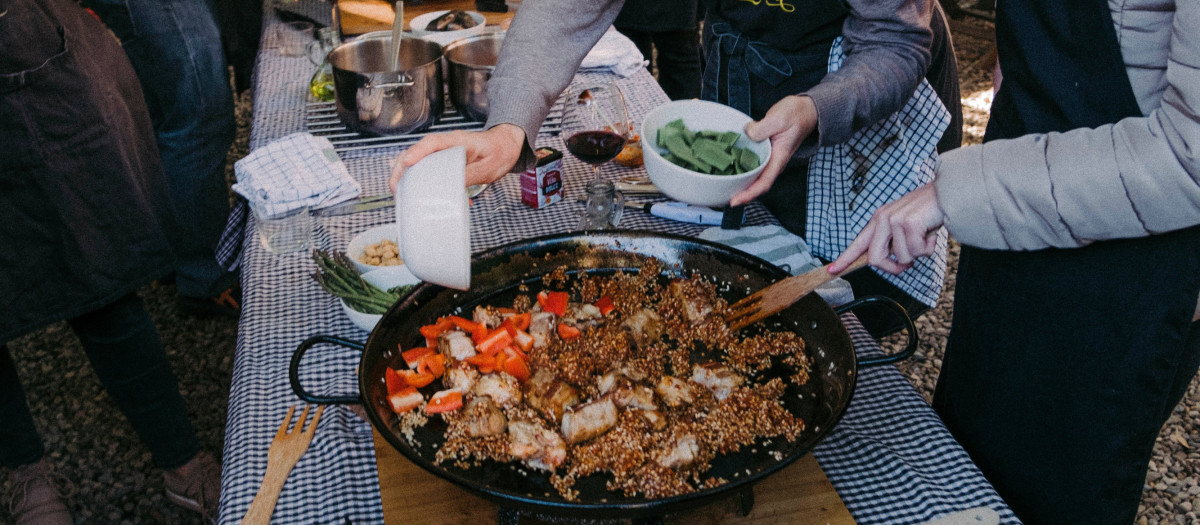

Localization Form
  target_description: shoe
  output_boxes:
[163,451,221,523]
[178,283,241,319]
[6,459,73,525]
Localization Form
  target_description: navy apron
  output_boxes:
[934,0,1200,522]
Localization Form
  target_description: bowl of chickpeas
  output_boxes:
[347,224,405,275]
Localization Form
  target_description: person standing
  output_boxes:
[830,0,1200,522]
[613,0,703,101]
[82,0,241,317]
[1,0,220,521]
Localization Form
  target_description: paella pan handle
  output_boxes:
[834,295,918,368]
[289,335,365,405]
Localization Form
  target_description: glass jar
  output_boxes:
[577,179,625,230]
[307,27,340,102]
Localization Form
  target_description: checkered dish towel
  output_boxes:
[699,225,855,306]
[805,38,950,307]
[232,132,361,218]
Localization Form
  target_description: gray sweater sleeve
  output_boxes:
[801,0,933,153]
[483,0,626,173]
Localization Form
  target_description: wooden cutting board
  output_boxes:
[371,429,855,524]
[338,0,516,36]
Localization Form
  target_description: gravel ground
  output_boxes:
[3,13,1196,525]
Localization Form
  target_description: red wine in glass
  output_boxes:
[565,130,626,165]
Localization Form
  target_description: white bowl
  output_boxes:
[346,224,403,275]
[341,266,421,332]
[396,146,471,290]
[639,100,771,207]
[409,10,487,48]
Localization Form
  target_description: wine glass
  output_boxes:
[563,83,632,180]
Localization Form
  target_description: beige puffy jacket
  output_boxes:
[934,0,1200,252]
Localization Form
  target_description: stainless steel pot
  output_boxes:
[444,32,503,122]
[328,32,444,136]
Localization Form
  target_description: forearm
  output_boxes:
[801,0,932,149]
[484,0,626,172]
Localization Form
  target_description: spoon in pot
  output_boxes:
[388,0,404,73]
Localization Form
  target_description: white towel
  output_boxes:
[232,132,361,217]
[699,225,855,306]
[580,27,648,78]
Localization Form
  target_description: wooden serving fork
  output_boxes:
[242,404,324,525]
[725,254,869,332]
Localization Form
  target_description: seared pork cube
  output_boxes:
[669,279,716,325]
[621,308,663,348]
[525,369,581,423]
[473,372,522,406]
[528,311,557,349]
[691,363,744,401]
[443,360,480,392]
[563,303,604,329]
[507,420,567,471]
[439,330,476,361]
[463,397,507,438]
[611,384,657,411]
[655,434,700,469]
[639,409,668,431]
[655,376,694,407]
[560,397,618,444]
[472,305,502,329]
[597,369,628,396]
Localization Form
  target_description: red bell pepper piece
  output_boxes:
[419,317,454,342]
[448,315,482,334]
[402,347,435,369]
[594,296,615,316]
[418,353,446,378]
[398,369,435,388]
[425,389,464,414]
[466,354,497,373]
[502,350,531,382]
[385,366,406,395]
[541,291,569,317]
[387,387,423,414]
[556,322,581,340]
[476,328,513,356]
[506,312,532,331]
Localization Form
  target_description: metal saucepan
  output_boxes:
[291,231,915,519]
[328,32,444,136]
[444,32,503,122]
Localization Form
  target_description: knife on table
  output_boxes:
[314,194,394,217]
[580,199,739,226]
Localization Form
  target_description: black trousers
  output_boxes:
[0,293,199,470]
[616,27,702,101]
[935,226,1200,524]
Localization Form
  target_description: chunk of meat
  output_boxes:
[463,397,507,438]
[525,369,581,423]
[472,305,502,329]
[621,308,662,348]
[639,409,668,431]
[507,420,567,471]
[562,303,604,329]
[527,311,557,349]
[598,365,657,410]
[443,360,479,392]
[655,434,699,469]
[669,279,716,325]
[560,397,618,444]
[438,330,476,361]
[655,376,694,407]
[691,363,744,401]
[473,372,522,406]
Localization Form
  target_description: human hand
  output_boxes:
[828,184,946,275]
[389,124,526,193]
[729,95,819,206]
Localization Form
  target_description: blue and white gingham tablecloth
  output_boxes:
[217,6,1018,524]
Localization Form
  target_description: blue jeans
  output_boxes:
[83,0,238,298]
